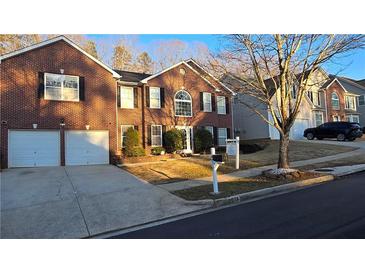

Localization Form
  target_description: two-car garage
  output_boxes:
[8,130,109,168]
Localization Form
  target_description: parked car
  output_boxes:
[304,122,363,141]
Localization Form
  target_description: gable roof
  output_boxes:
[114,70,151,83]
[0,36,121,78]
[324,75,365,95]
[140,59,234,94]
[357,79,365,87]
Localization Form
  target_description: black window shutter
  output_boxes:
[225,96,229,114]
[147,125,152,145]
[134,87,138,108]
[200,92,204,111]
[162,125,166,146]
[38,72,45,98]
[145,86,150,108]
[211,94,216,112]
[160,87,165,108]
[117,86,121,108]
[79,76,85,101]
[227,128,231,139]
[213,126,218,146]
[134,125,139,131]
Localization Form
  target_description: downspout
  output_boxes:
[115,80,119,159]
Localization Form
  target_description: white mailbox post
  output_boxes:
[226,136,240,169]
[211,154,224,194]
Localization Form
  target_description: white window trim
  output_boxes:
[174,90,193,117]
[314,111,324,127]
[333,115,341,122]
[149,87,161,109]
[218,127,227,146]
[44,72,80,102]
[346,114,360,123]
[217,96,226,115]
[345,96,356,111]
[121,125,134,148]
[311,90,321,107]
[151,125,163,147]
[120,86,134,109]
[331,92,340,110]
[203,92,212,112]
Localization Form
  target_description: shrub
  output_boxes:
[124,128,145,157]
[163,129,183,153]
[194,128,213,153]
[151,146,165,155]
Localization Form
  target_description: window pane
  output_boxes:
[64,76,78,89]
[151,125,162,146]
[175,91,192,116]
[218,128,227,146]
[359,95,365,106]
[203,92,212,112]
[217,96,226,114]
[121,87,134,108]
[45,74,62,87]
[150,88,160,108]
[45,87,62,100]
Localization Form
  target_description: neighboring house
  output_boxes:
[0,36,233,168]
[322,75,363,124]
[223,68,363,141]
[356,79,365,125]
[222,68,329,140]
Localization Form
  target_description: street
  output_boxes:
[111,172,365,239]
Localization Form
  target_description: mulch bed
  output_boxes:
[118,153,181,164]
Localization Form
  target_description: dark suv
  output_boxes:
[304,122,363,141]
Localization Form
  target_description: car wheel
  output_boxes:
[306,133,314,140]
[337,133,345,141]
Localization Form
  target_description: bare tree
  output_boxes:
[135,52,153,73]
[0,34,41,55]
[112,43,133,71]
[217,34,365,169]
[83,40,98,59]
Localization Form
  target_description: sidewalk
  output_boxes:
[159,148,365,192]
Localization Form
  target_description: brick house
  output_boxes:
[0,36,233,168]
[322,75,363,123]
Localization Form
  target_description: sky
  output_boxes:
[86,34,365,80]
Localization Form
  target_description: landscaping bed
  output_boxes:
[118,153,181,164]
[172,171,322,201]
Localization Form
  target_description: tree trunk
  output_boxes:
[278,132,290,169]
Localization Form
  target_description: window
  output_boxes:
[149,87,161,108]
[291,85,297,99]
[120,86,134,109]
[331,92,339,109]
[217,96,226,114]
[345,96,356,110]
[44,73,79,101]
[308,90,321,106]
[359,95,365,106]
[151,125,162,147]
[175,90,192,116]
[346,115,360,123]
[218,128,227,146]
[314,111,324,127]
[121,125,134,147]
[203,92,212,112]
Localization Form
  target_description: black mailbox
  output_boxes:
[212,154,223,162]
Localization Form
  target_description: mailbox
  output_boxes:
[212,154,224,163]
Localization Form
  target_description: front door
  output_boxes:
[176,126,193,152]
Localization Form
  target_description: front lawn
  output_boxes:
[300,153,365,171]
[122,140,355,184]
[173,172,321,201]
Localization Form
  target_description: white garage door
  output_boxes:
[290,119,309,140]
[8,130,60,167]
[65,130,109,165]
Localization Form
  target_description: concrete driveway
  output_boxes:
[1,165,208,239]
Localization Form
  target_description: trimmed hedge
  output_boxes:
[194,128,213,153]
[163,129,183,153]
[124,128,145,157]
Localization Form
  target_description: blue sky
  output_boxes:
[86,34,365,80]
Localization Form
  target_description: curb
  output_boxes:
[211,174,335,207]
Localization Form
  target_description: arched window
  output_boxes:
[331,92,339,109]
[175,90,192,116]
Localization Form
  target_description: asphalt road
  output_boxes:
[111,172,365,239]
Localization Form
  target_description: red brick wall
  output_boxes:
[326,81,346,121]
[0,40,118,168]
[118,63,233,153]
